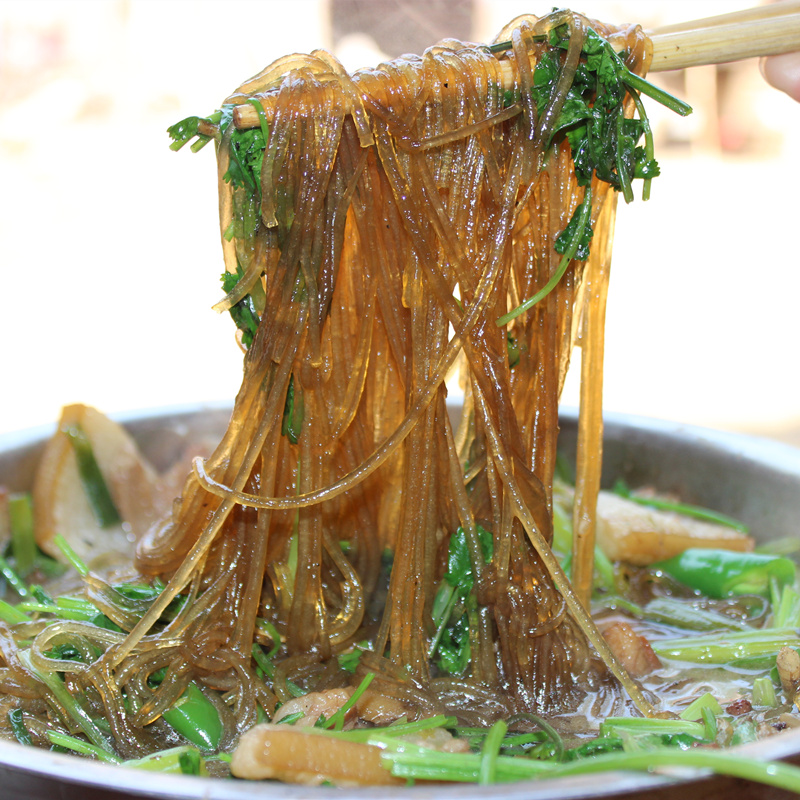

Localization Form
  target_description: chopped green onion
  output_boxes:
[373,735,555,783]
[252,643,275,680]
[652,627,800,664]
[7,708,31,745]
[599,717,705,740]
[679,692,722,722]
[29,585,54,605]
[0,555,28,598]
[46,730,121,763]
[506,713,563,761]
[591,595,644,617]
[752,676,779,708]
[8,494,36,577]
[565,736,624,761]
[643,597,751,632]
[178,748,202,775]
[62,424,121,529]
[772,582,800,628]
[124,745,207,774]
[548,749,800,792]
[53,534,89,577]
[479,720,507,785]
[0,599,30,624]
[18,651,116,757]
[756,537,800,556]
[613,480,748,533]
[701,706,718,741]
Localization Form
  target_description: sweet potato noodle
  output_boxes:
[8,11,657,761]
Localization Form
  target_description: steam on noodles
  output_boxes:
[8,8,798,791]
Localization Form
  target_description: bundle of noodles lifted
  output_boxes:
[145,10,659,737]
[16,9,691,782]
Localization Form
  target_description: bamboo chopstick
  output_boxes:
[650,1,800,37]
[649,1,800,72]
[231,4,800,128]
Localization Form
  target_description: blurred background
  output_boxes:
[0,0,798,442]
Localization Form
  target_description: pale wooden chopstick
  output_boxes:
[649,2,800,71]
[231,4,800,128]
[651,1,800,36]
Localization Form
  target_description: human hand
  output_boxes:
[761,52,800,101]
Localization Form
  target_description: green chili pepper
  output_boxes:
[653,548,796,599]
[162,683,222,751]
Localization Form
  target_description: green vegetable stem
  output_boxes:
[8,494,36,577]
[653,548,796,599]
[62,425,122,529]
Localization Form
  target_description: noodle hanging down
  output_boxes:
[137,10,654,718]
[5,9,680,772]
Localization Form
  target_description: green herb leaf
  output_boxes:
[220,267,261,349]
[430,525,493,675]
[223,113,267,194]
[281,375,305,444]
[554,199,594,261]
[167,115,214,152]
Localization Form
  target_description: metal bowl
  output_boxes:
[2,405,800,800]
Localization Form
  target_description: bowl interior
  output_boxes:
[1,405,800,799]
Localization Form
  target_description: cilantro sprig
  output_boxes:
[169,103,270,352]
[166,109,223,153]
[497,24,691,325]
[167,24,691,341]
[429,525,493,675]
[220,266,261,349]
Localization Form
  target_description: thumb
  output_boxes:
[760,52,800,102]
